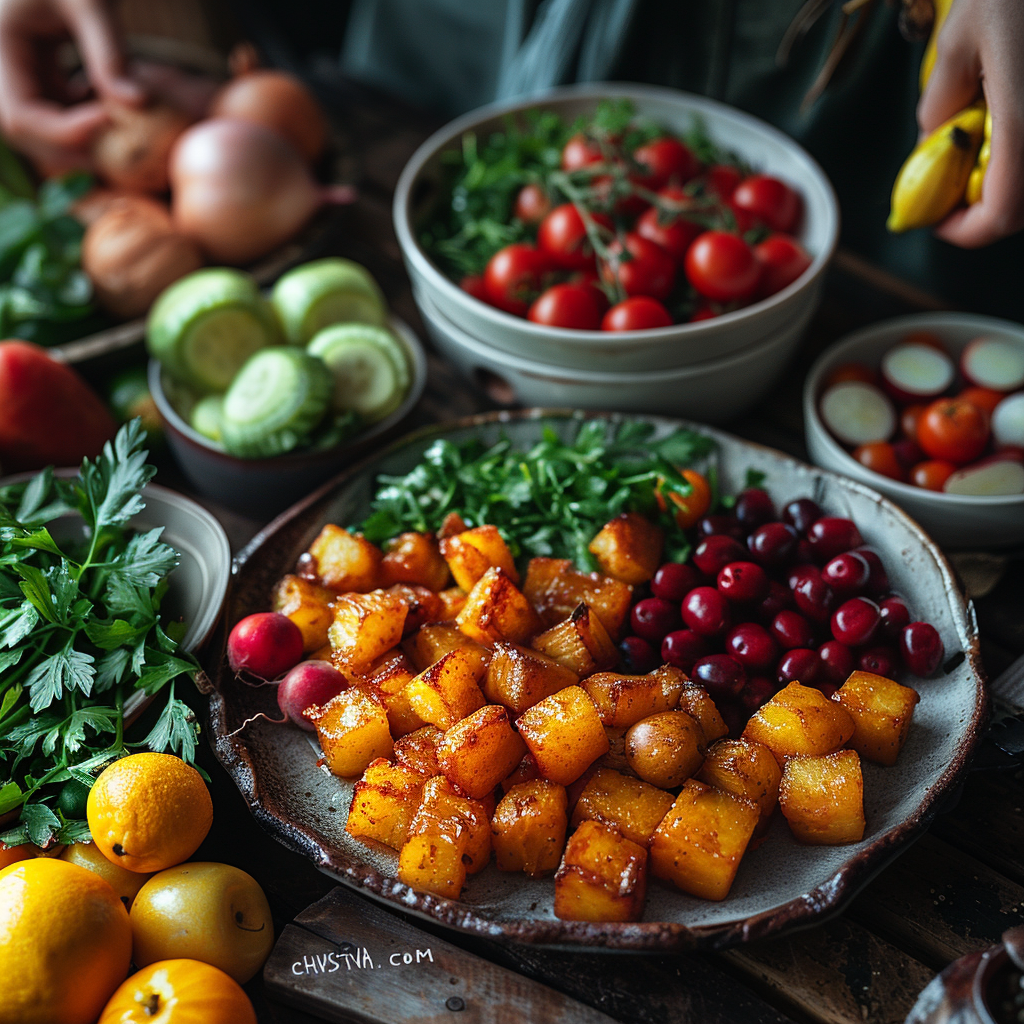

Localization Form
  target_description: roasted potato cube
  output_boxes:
[676,684,729,744]
[582,665,687,727]
[649,780,759,901]
[833,670,920,766]
[437,587,468,620]
[501,752,541,792]
[437,705,526,799]
[492,779,568,876]
[625,711,706,788]
[438,511,469,539]
[383,584,444,636]
[414,775,492,874]
[307,689,393,778]
[697,738,782,835]
[346,758,429,849]
[531,603,619,676]
[516,686,610,786]
[441,525,520,591]
[272,574,334,652]
[403,623,490,679]
[380,532,450,591]
[404,649,486,730]
[587,512,664,585]
[329,590,408,674]
[308,525,382,592]
[779,750,866,845]
[554,820,648,922]
[359,649,423,736]
[456,567,541,646]
[523,558,633,638]
[483,642,579,715]
[571,768,673,847]
[398,826,466,899]
[393,725,444,777]
[743,681,855,761]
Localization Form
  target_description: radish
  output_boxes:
[820,381,896,446]
[227,612,304,678]
[943,453,1024,496]
[991,392,1024,449]
[960,337,1024,392]
[278,660,350,730]
[880,342,955,405]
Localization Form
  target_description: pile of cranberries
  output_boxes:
[618,489,945,730]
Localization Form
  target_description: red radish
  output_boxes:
[278,661,350,729]
[960,338,1024,392]
[228,612,304,678]
[943,453,1024,495]
[991,392,1024,449]
[880,342,955,404]
[819,381,896,446]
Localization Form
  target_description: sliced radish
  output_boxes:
[961,337,1024,392]
[991,392,1024,448]
[820,381,896,447]
[880,342,955,405]
[943,453,1024,496]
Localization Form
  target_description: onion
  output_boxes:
[169,119,352,265]
[209,70,327,162]
[92,103,191,193]
[82,196,203,319]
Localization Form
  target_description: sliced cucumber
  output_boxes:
[272,258,386,345]
[147,268,281,393]
[190,394,224,442]
[307,324,410,422]
[220,347,332,458]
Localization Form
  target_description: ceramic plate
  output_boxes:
[205,410,986,951]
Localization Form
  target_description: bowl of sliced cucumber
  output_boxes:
[146,258,427,515]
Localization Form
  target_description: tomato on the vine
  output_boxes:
[636,188,702,263]
[701,164,742,200]
[916,397,990,464]
[483,243,551,316]
[514,184,551,224]
[601,296,673,331]
[731,174,802,233]
[754,234,811,297]
[537,204,611,270]
[562,134,604,171]
[528,283,606,330]
[632,137,698,190]
[684,230,760,302]
[599,233,676,300]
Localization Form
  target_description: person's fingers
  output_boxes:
[917,15,981,134]
[60,0,142,104]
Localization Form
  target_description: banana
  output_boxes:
[888,103,986,232]
[920,0,954,91]
[965,106,992,205]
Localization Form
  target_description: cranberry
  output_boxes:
[681,586,732,636]
[735,488,775,530]
[807,517,864,563]
[661,629,709,672]
[821,552,871,597]
[853,547,890,596]
[725,623,779,671]
[878,595,911,640]
[718,699,748,738]
[630,597,682,644]
[792,570,836,624]
[795,539,815,564]
[651,562,703,602]
[696,515,745,541]
[782,497,822,535]
[740,675,778,716]
[692,536,747,577]
[859,645,899,677]
[787,563,819,591]
[818,640,854,686]
[777,648,820,686]
[756,580,794,622]
[770,609,814,650]
[816,681,840,700]
[619,635,660,675]
[747,522,799,568]
[831,597,881,647]
[900,621,944,677]
[692,654,747,700]
[717,561,769,603]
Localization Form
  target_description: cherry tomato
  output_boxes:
[636,188,702,263]
[900,403,927,441]
[754,234,812,297]
[959,385,1005,417]
[483,243,550,316]
[514,184,550,224]
[727,200,758,234]
[690,305,718,322]
[702,164,742,199]
[632,137,698,189]
[684,230,760,302]
[901,330,947,351]
[602,296,673,331]
[537,204,611,270]
[600,233,676,300]
[823,363,878,389]
[909,460,957,491]
[459,274,489,303]
[562,134,604,171]
[528,283,606,330]
[852,442,906,481]
[917,397,990,464]
[731,174,802,232]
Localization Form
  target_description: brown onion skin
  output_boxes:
[209,70,327,162]
[92,103,191,193]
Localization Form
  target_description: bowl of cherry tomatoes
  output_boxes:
[394,82,838,386]
[804,313,1024,547]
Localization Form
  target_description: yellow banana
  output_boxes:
[888,103,986,232]
[920,0,954,91]
[965,106,992,205]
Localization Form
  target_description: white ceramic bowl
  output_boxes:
[419,284,813,422]
[394,82,839,374]
[804,312,1024,547]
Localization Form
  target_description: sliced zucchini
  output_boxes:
[220,347,332,458]
[190,395,224,442]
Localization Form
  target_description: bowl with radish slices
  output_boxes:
[804,313,1024,547]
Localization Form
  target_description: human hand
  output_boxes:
[0,0,143,172]
[918,0,1024,247]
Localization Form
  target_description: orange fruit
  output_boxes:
[0,857,132,1024]
[86,752,213,873]
[60,840,152,910]
[97,959,257,1024]
[656,468,712,529]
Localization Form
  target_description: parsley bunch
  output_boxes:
[357,419,716,570]
[0,421,200,848]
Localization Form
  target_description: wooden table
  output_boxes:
[148,81,1024,1024]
